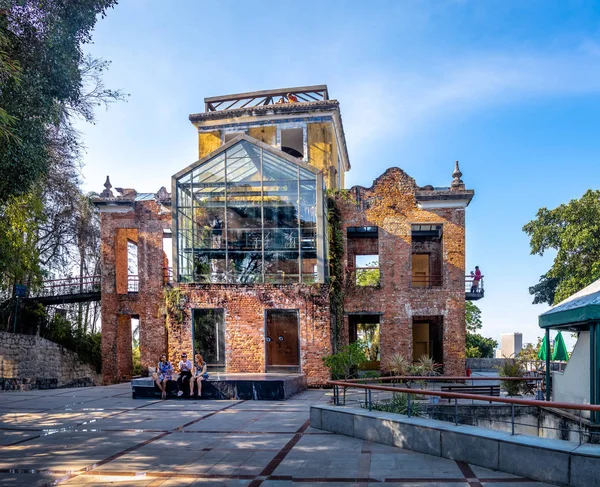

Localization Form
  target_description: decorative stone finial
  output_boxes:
[99,176,114,198]
[451,161,464,189]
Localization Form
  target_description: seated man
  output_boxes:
[176,352,193,397]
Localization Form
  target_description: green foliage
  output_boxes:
[357,322,380,361]
[465,301,482,332]
[519,338,542,361]
[162,286,184,326]
[466,333,497,358]
[523,189,600,305]
[410,355,440,376]
[327,196,345,350]
[464,301,496,358]
[366,392,424,417]
[132,346,142,376]
[0,1,121,203]
[0,191,44,291]
[498,358,525,396]
[382,353,410,376]
[323,341,368,380]
[356,262,380,287]
[359,370,381,381]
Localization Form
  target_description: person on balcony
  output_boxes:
[287,93,298,103]
[470,266,483,293]
[153,354,173,400]
[176,352,193,397]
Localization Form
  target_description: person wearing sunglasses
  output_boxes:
[176,352,193,397]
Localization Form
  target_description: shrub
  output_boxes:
[410,355,440,376]
[323,341,368,380]
[498,358,525,396]
[366,392,424,417]
[382,353,410,376]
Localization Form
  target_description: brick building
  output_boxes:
[93,85,480,386]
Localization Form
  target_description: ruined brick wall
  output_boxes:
[336,168,468,376]
[167,284,331,386]
[99,201,170,384]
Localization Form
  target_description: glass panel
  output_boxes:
[264,251,299,283]
[227,251,262,284]
[266,310,299,368]
[193,309,225,370]
[175,140,324,284]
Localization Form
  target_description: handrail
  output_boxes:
[343,375,543,383]
[327,380,600,412]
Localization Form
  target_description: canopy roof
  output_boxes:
[539,278,600,329]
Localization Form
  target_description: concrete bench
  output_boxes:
[441,384,500,403]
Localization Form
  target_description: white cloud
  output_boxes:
[338,48,600,158]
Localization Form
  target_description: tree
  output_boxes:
[465,301,498,358]
[356,261,380,286]
[523,190,600,305]
[519,338,542,361]
[0,1,121,202]
[466,300,482,332]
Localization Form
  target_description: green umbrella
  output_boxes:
[552,331,569,361]
[538,335,550,361]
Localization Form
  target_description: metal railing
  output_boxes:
[204,85,329,112]
[465,275,484,294]
[328,378,600,444]
[30,276,101,298]
[411,274,443,288]
[127,275,139,293]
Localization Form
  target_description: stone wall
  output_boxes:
[336,168,470,376]
[0,331,101,388]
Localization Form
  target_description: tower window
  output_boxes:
[281,128,304,159]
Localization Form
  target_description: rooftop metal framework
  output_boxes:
[204,85,329,112]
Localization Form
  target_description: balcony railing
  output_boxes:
[127,275,139,293]
[411,275,443,288]
[465,275,484,300]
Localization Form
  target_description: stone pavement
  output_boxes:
[0,384,558,487]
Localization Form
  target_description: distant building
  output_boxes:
[92,85,483,385]
[499,333,523,358]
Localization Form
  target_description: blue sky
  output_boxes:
[76,0,600,349]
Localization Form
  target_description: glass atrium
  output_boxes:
[174,138,326,284]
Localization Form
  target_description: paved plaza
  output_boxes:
[0,384,557,487]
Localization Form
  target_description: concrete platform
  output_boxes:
[131,372,307,400]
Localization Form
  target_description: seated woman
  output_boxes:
[191,354,208,398]
[152,353,173,399]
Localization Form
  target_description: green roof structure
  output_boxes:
[539,278,600,329]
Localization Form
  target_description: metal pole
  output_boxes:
[545,328,551,402]
[368,389,372,411]
[364,387,368,408]
[12,297,18,333]
[407,393,411,418]
[511,403,515,435]
[579,409,583,445]
[334,385,338,406]
[454,397,458,425]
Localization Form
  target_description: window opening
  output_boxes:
[355,254,380,286]
[281,128,304,158]
[348,314,380,365]
[411,224,442,288]
[347,226,379,286]
[412,316,443,366]
[131,316,141,376]
[127,240,139,292]
[193,309,225,371]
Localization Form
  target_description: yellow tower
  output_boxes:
[189,85,350,189]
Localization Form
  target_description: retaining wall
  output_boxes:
[0,331,101,390]
[311,404,600,487]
